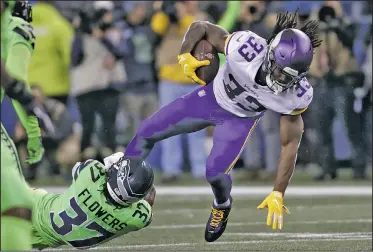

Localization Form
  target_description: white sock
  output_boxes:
[214,198,230,208]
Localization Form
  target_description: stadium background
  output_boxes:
[1,0,372,183]
[2,0,371,182]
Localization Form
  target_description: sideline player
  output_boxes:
[124,10,322,242]
[31,153,155,250]
[2,0,44,166]
[1,0,45,250]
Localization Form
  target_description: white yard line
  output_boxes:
[43,185,372,196]
[148,218,372,230]
[52,237,372,251]
[155,203,372,215]
[225,232,372,238]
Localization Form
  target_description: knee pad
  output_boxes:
[2,207,32,221]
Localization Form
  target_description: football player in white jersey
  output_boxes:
[124,11,322,242]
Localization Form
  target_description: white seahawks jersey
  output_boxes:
[213,30,313,118]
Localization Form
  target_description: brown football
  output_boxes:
[191,39,220,84]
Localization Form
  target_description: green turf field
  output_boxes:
[31,167,372,187]
[49,186,372,251]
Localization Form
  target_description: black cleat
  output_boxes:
[204,197,232,242]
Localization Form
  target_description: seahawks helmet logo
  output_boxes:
[107,157,153,206]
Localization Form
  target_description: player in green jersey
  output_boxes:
[1,1,46,251]
[1,0,43,164]
[31,153,156,250]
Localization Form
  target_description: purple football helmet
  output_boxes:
[263,28,314,94]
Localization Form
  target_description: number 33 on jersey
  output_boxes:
[213,30,313,118]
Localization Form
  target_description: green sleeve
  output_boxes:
[12,99,41,138]
[217,1,241,67]
[6,42,31,82]
[217,1,241,31]
[7,40,41,138]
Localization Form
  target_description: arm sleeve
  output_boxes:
[5,42,31,82]
[217,1,241,32]
[7,43,41,138]
[11,100,41,138]
[1,60,14,89]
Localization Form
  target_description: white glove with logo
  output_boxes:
[103,152,125,170]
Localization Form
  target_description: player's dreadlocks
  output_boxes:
[267,10,298,43]
[300,20,322,48]
[267,8,322,49]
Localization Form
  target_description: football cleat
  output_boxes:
[204,197,233,242]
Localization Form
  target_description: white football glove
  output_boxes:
[103,152,125,170]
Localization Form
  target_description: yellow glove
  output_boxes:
[257,191,290,230]
[177,52,210,85]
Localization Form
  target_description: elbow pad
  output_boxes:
[5,80,33,106]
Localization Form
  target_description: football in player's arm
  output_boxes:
[178,12,321,230]
[30,153,155,250]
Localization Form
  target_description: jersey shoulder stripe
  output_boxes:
[12,26,31,42]
[8,17,35,49]
[290,107,308,115]
[224,33,235,55]
[72,159,96,181]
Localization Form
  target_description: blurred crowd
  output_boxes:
[2,0,372,183]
